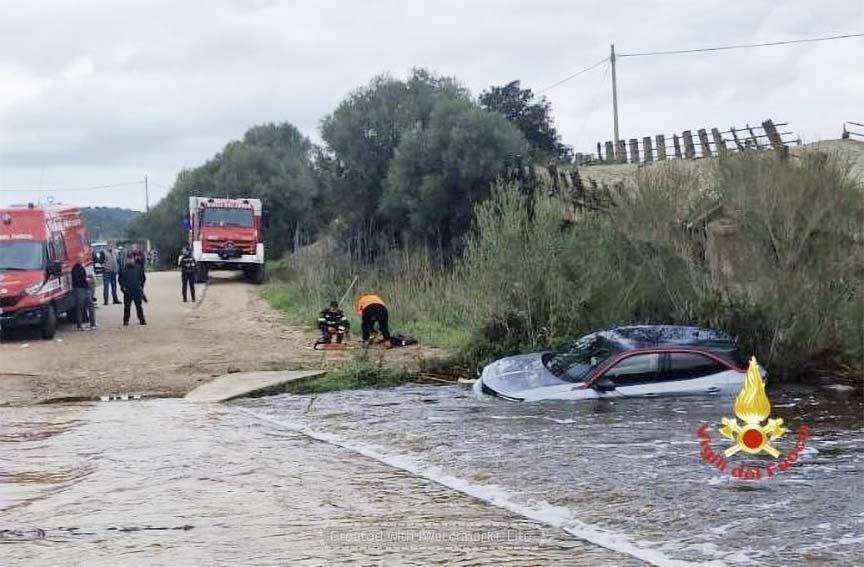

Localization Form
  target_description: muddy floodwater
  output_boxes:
[1,384,862,565]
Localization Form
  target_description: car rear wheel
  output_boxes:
[40,305,57,340]
[195,263,209,284]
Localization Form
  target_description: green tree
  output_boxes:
[320,69,470,239]
[381,98,525,247]
[129,122,321,264]
[479,80,572,162]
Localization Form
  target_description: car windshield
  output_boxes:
[543,336,619,383]
[202,208,254,227]
[0,241,46,270]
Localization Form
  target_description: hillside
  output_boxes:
[81,207,142,241]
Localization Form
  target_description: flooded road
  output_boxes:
[1,400,636,566]
[238,385,864,565]
[2,384,862,565]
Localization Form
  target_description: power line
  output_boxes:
[618,32,864,58]
[538,56,609,93]
[0,181,144,193]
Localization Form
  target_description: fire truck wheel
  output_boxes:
[195,264,209,284]
[40,305,57,340]
[252,263,265,284]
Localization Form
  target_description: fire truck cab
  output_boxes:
[188,197,265,284]
[0,204,93,339]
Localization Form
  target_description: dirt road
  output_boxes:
[0,271,435,405]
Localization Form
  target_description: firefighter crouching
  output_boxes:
[178,246,197,302]
[355,293,390,345]
[318,301,349,344]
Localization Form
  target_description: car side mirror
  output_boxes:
[592,377,616,392]
[46,261,62,277]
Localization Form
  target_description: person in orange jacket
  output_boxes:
[355,293,390,344]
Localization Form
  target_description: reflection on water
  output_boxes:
[0,400,637,566]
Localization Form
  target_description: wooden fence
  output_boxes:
[596,119,796,164]
[843,121,864,140]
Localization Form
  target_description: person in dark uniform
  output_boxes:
[177,246,197,302]
[119,255,146,326]
[72,254,96,330]
[355,293,390,345]
[129,244,148,303]
[317,300,349,344]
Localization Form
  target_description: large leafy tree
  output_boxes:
[129,122,322,263]
[319,69,470,238]
[381,98,525,247]
[479,80,572,162]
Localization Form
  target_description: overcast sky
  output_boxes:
[1,0,861,211]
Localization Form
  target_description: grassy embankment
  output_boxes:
[264,150,864,392]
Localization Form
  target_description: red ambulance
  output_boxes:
[0,204,93,339]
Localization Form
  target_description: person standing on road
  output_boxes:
[120,255,146,326]
[102,241,121,305]
[72,254,96,330]
[129,244,149,303]
[355,293,390,345]
[177,246,197,303]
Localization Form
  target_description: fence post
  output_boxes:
[745,124,761,149]
[730,127,744,151]
[711,128,727,157]
[572,169,585,213]
[673,134,682,158]
[762,119,784,148]
[605,141,615,163]
[616,139,627,163]
[683,130,696,159]
[642,136,654,162]
[629,138,639,163]
[697,129,712,158]
[762,119,788,159]
[656,135,666,160]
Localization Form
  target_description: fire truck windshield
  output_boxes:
[0,241,47,270]
[202,208,254,228]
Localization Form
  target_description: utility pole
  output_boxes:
[610,44,620,153]
[144,175,150,212]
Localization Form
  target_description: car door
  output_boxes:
[592,353,662,398]
[659,352,737,396]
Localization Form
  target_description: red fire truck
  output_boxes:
[0,204,93,339]
[188,197,266,284]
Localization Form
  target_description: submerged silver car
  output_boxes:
[475,325,758,402]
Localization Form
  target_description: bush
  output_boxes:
[264,151,862,385]
[453,152,863,382]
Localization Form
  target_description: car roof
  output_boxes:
[590,325,737,350]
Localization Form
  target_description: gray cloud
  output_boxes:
[1,0,861,210]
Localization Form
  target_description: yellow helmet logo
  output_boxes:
[718,357,786,458]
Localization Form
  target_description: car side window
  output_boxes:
[667,353,726,380]
[603,354,660,386]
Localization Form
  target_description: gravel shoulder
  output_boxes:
[0,271,440,405]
